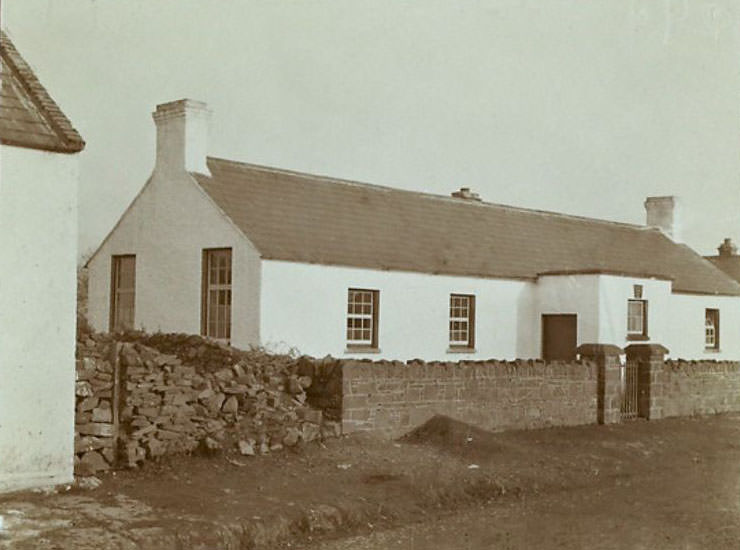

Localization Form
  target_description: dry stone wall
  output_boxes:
[662,360,740,417]
[75,336,118,476]
[75,329,740,476]
[296,356,343,421]
[74,332,340,475]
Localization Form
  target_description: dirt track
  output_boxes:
[310,463,740,549]
[307,415,740,549]
[2,414,740,549]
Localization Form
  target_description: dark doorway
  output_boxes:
[542,314,577,361]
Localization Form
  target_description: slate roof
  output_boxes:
[706,256,740,285]
[0,31,84,153]
[192,157,740,296]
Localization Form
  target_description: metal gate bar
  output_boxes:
[621,362,638,420]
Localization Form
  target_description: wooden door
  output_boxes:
[542,314,577,361]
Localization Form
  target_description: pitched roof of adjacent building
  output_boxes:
[706,240,740,285]
[0,31,85,153]
[706,256,740,285]
[192,157,740,296]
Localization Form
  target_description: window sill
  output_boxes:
[627,334,650,341]
[704,347,721,353]
[447,347,477,354]
[345,347,381,354]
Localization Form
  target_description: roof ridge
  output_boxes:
[205,156,648,232]
[0,29,85,153]
[194,156,740,296]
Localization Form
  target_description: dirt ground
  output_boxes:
[310,419,740,549]
[2,414,740,549]
[299,414,740,549]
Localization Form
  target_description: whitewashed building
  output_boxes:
[87,99,740,361]
[0,31,85,492]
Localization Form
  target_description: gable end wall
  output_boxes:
[86,171,261,348]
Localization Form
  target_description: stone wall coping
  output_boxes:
[663,360,740,374]
[666,359,740,365]
[576,344,624,358]
[624,343,669,358]
[341,359,593,370]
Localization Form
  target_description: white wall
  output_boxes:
[260,260,537,361]
[597,275,672,347]
[596,274,740,359]
[88,175,740,363]
[86,171,262,349]
[0,145,79,492]
[535,274,600,354]
[667,293,740,360]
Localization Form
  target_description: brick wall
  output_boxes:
[662,360,740,417]
[338,359,599,437]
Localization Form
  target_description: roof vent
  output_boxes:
[451,187,481,201]
[718,238,737,258]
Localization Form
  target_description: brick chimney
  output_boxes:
[717,238,737,258]
[451,187,482,201]
[152,99,211,176]
[644,196,681,242]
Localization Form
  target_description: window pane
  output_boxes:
[705,309,718,347]
[347,289,377,346]
[450,294,474,345]
[627,300,644,333]
[112,256,136,331]
[204,249,232,339]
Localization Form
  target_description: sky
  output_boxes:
[3,0,740,258]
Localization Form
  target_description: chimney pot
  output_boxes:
[644,196,681,242]
[451,187,482,201]
[718,238,737,258]
[152,99,211,176]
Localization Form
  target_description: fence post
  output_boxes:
[577,344,623,425]
[624,344,668,420]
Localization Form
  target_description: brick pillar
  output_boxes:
[576,344,623,425]
[625,344,668,420]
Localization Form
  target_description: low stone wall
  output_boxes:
[74,333,340,476]
[296,356,343,421]
[662,360,740,418]
[338,359,599,438]
[75,337,118,475]
[75,334,740,469]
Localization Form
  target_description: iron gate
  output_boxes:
[620,361,638,420]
